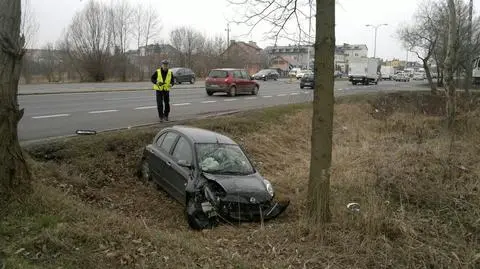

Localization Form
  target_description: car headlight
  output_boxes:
[263,179,274,197]
[262,74,265,77]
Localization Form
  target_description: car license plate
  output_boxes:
[208,84,218,88]
[305,82,312,85]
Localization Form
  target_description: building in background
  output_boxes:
[220,40,266,75]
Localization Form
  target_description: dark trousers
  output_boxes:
[155,90,170,118]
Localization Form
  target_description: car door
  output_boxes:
[150,131,179,198]
[241,70,254,92]
[186,68,194,82]
[167,135,195,204]
[232,70,245,92]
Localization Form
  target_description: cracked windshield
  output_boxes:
[196,143,254,175]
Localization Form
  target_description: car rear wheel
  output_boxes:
[300,85,304,89]
[252,85,259,95]
[190,77,195,84]
[206,90,213,96]
[228,86,236,97]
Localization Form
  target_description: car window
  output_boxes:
[155,133,167,147]
[160,132,178,153]
[186,68,193,74]
[172,136,193,163]
[208,70,228,78]
[240,70,250,79]
[233,70,242,78]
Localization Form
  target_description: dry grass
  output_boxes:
[1,91,479,268]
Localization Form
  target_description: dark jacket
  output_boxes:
[151,68,174,86]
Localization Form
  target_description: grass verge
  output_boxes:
[2,91,479,268]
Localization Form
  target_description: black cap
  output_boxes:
[161,60,169,64]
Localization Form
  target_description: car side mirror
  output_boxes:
[177,159,193,169]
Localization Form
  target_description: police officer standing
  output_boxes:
[151,60,174,122]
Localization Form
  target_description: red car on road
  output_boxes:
[205,68,260,97]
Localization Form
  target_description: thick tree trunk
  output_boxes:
[464,0,473,94]
[307,0,334,225]
[444,0,457,130]
[422,58,437,94]
[0,0,32,202]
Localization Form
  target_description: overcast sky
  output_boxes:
[28,0,480,61]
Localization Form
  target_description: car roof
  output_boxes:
[210,68,242,71]
[165,125,237,144]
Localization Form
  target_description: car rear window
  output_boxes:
[208,70,228,78]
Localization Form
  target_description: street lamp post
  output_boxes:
[306,0,312,70]
[365,23,387,58]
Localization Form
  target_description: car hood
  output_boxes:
[202,172,271,202]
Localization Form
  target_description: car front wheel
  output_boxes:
[186,198,217,230]
[252,85,259,95]
[228,86,236,97]
[190,77,195,84]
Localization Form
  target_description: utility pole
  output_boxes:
[225,23,231,46]
[365,24,388,58]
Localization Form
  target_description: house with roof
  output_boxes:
[220,40,266,74]
[264,44,314,70]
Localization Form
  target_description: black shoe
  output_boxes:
[159,116,164,122]
[164,116,169,121]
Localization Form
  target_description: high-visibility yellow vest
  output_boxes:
[153,69,173,91]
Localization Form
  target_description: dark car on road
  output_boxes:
[171,67,196,84]
[252,69,280,81]
[300,73,314,89]
[205,68,259,96]
[137,125,289,230]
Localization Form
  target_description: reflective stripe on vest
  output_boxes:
[153,69,173,91]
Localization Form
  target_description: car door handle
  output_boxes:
[166,161,172,167]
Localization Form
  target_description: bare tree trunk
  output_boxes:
[0,0,32,202]
[464,0,473,94]
[307,0,334,225]
[444,0,457,130]
[423,59,437,94]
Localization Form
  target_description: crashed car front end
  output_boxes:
[186,173,289,229]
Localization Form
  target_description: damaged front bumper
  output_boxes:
[215,199,290,222]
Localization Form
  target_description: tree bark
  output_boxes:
[444,0,457,130]
[464,0,473,94]
[307,0,334,225]
[0,0,32,202]
[422,58,437,94]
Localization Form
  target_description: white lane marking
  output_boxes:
[135,106,156,110]
[32,114,70,119]
[244,97,257,100]
[290,92,300,95]
[263,95,272,98]
[224,98,238,102]
[277,94,287,97]
[337,88,344,91]
[172,102,191,106]
[104,96,146,101]
[88,109,119,114]
[201,100,217,104]
[303,91,310,94]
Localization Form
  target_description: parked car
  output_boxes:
[300,73,314,89]
[137,125,290,230]
[170,67,196,84]
[412,72,425,80]
[252,69,279,81]
[205,68,259,96]
[288,67,301,77]
[394,72,410,82]
[296,70,313,80]
[334,71,343,78]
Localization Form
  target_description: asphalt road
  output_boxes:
[18,79,422,142]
